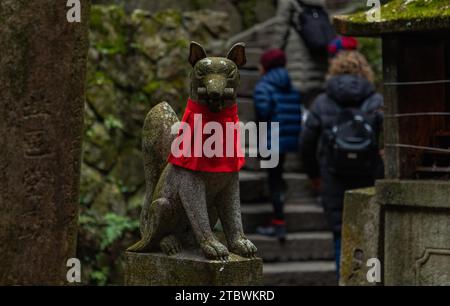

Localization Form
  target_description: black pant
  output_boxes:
[267,154,286,220]
[321,171,376,235]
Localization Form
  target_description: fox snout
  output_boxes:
[205,76,227,100]
[196,75,236,112]
[197,76,235,102]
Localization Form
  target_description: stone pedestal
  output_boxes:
[124,251,263,286]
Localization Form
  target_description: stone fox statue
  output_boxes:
[127,42,257,260]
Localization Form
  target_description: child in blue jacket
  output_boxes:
[253,49,302,240]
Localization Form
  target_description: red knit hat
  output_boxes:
[328,36,359,57]
[260,49,287,72]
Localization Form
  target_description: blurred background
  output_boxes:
[79,0,382,285]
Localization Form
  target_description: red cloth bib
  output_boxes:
[168,98,245,173]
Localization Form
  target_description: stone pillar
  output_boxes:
[0,1,90,285]
[340,188,382,286]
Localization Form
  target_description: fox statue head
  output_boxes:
[189,41,246,113]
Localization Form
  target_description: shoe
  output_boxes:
[256,224,276,236]
[272,219,287,242]
[256,219,287,242]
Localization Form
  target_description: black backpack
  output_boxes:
[293,0,336,51]
[325,103,379,178]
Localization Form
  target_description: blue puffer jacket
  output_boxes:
[253,67,302,153]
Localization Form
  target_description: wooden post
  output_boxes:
[382,35,401,179]
[383,34,447,179]
[0,0,90,285]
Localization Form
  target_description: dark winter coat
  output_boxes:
[301,74,384,234]
[275,0,329,98]
[254,67,302,153]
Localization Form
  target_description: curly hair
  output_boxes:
[328,50,375,83]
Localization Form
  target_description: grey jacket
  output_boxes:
[274,0,329,99]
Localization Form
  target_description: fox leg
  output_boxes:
[160,235,182,255]
[175,168,229,260]
[216,174,257,258]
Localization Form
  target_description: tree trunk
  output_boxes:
[0,0,90,285]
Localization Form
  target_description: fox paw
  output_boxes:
[229,237,257,258]
[200,239,230,261]
[160,235,182,256]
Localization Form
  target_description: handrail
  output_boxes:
[226,17,279,47]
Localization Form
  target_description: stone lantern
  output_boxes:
[334,1,450,285]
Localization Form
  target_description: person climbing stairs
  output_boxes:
[228,19,337,285]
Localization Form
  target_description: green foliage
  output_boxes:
[90,267,110,286]
[100,213,139,250]
[232,0,258,29]
[88,71,113,86]
[104,115,124,130]
[78,211,139,285]
[358,37,383,86]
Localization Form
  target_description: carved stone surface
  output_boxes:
[124,251,263,286]
[0,1,90,285]
[378,180,450,286]
[415,248,450,286]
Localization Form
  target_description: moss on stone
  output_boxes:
[124,251,263,285]
[90,5,128,55]
[153,10,183,27]
[79,4,231,285]
[334,0,450,36]
[341,187,380,285]
[349,0,450,23]
[233,0,259,29]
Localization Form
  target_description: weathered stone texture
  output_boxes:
[124,251,263,286]
[0,0,90,284]
[340,188,381,286]
[378,180,450,286]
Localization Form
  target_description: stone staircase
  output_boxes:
[230,19,337,286]
[239,171,337,286]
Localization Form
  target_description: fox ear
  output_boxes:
[189,41,207,67]
[227,43,246,68]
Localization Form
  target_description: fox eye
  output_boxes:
[195,70,205,79]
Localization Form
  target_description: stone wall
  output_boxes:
[78,5,230,285]
[93,0,277,34]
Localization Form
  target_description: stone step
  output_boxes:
[238,70,260,98]
[263,261,337,286]
[239,170,267,202]
[247,232,334,262]
[241,203,329,233]
[239,171,311,203]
